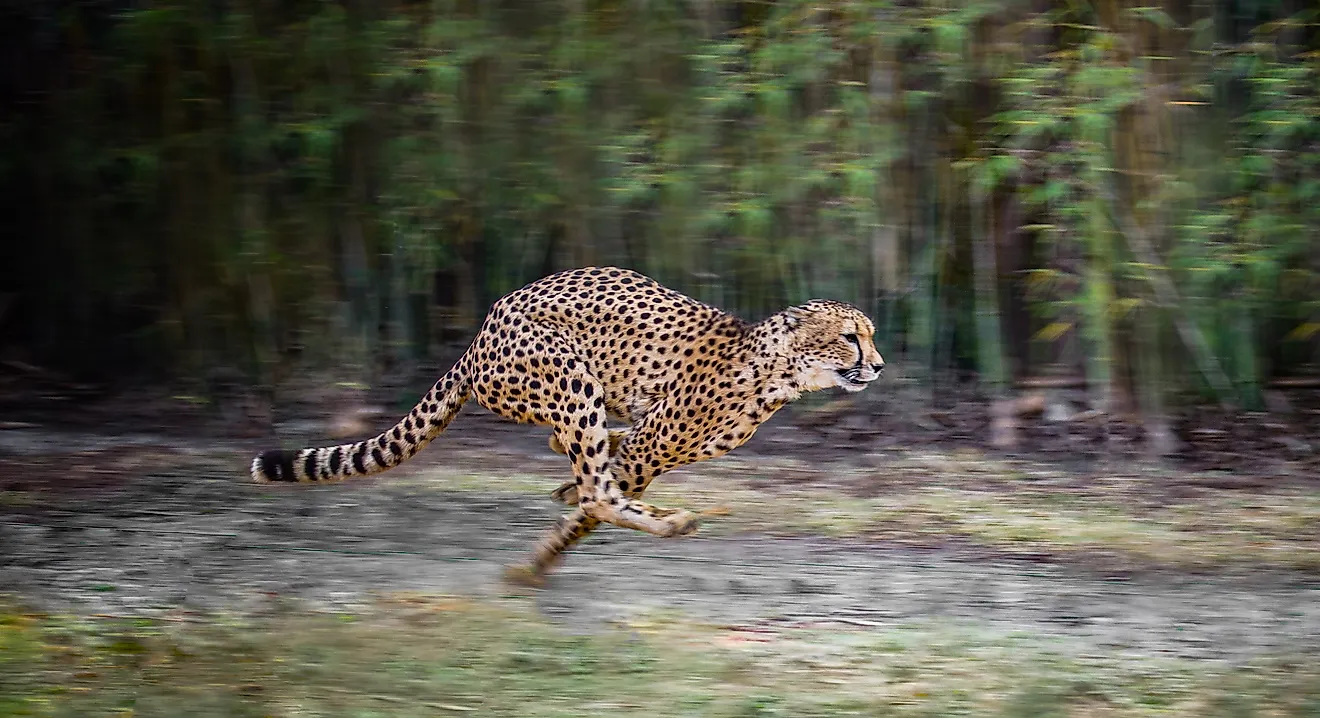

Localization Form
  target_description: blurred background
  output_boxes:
[2,0,1318,446]
[1,3,1319,716]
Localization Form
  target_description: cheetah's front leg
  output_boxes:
[548,379,698,538]
[511,406,698,585]
[547,428,627,505]
[518,403,708,584]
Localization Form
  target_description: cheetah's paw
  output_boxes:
[502,564,547,589]
[550,482,579,505]
[663,510,701,537]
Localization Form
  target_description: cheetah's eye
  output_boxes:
[842,333,859,345]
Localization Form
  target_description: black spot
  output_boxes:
[372,448,388,468]
[389,441,403,456]
[329,447,343,474]
[352,447,368,474]
[258,450,299,482]
[302,452,318,481]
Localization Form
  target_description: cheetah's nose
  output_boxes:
[872,363,885,375]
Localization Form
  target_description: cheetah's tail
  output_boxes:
[249,365,471,484]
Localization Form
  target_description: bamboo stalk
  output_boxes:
[1081,192,1116,427]
[1099,179,1236,408]
[973,184,1008,395]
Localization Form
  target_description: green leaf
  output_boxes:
[1286,322,1320,341]
[1034,321,1074,342]
[1127,6,1177,29]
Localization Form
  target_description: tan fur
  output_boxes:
[251,267,884,585]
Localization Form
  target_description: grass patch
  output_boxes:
[2,597,1318,718]
[408,451,1320,572]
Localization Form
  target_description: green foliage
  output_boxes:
[2,0,1317,409]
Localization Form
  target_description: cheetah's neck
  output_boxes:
[741,312,808,409]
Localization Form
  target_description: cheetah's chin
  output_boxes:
[838,376,871,392]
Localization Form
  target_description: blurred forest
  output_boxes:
[1,0,1318,440]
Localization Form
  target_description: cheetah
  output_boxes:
[251,267,885,585]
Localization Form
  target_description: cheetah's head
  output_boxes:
[780,300,886,394]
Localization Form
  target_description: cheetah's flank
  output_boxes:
[251,267,885,585]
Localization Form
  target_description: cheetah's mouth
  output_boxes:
[836,369,872,391]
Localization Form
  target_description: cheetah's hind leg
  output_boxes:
[548,428,627,505]
[502,509,601,589]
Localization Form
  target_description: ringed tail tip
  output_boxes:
[251,449,299,483]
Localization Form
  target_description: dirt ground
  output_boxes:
[2,406,1317,668]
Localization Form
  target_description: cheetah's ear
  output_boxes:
[783,305,810,328]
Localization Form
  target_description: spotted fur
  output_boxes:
[251,267,885,585]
